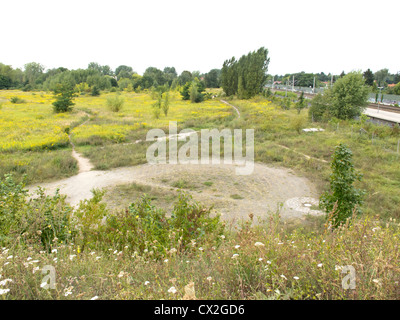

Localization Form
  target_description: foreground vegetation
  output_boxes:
[0,175,399,300]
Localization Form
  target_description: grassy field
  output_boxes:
[0,89,233,181]
[1,88,400,300]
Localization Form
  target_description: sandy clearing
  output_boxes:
[28,162,324,221]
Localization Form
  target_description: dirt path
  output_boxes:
[68,117,95,173]
[221,100,241,118]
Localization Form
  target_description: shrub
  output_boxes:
[100,192,224,257]
[91,85,100,96]
[73,189,108,251]
[10,96,26,104]
[291,116,305,134]
[0,174,74,250]
[320,143,365,228]
[308,93,331,122]
[52,82,76,113]
[106,95,124,112]
[169,193,224,249]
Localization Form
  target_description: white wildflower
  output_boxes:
[254,242,265,247]
[231,254,239,259]
[234,245,240,249]
[90,296,99,300]
[168,286,177,294]
[0,279,12,286]
[0,288,10,295]
[69,255,77,261]
[317,263,323,268]
[293,276,299,280]
[144,281,150,286]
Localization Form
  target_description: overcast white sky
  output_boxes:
[1,0,398,76]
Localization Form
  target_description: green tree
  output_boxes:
[115,65,133,80]
[221,57,238,96]
[91,85,100,96]
[181,79,205,103]
[308,92,331,122]
[162,91,170,116]
[190,81,198,103]
[330,72,369,120]
[163,67,177,87]
[374,68,389,87]
[295,91,306,114]
[363,68,374,86]
[221,47,270,98]
[320,144,365,228]
[178,71,192,86]
[52,82,76,113]
[144,67,166,87]
[24,62,45,88]
[392,82,400,95]
[204,69,221,88]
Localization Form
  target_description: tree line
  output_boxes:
[0,62,222,92]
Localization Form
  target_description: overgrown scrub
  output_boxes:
[99,193,224,257]
[106,95,124,112]
[0,206,398,299]
[0,174,74,249]
[9,96,26,104]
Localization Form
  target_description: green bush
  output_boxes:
[91,85,100,96]
[0,174,74,250]
[106,95,124,112]
[10,96,26,104]
[73,189,108,251]
[320,144,365,228]
[100,192,224,257]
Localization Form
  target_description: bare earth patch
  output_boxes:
[28,162,324,222]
